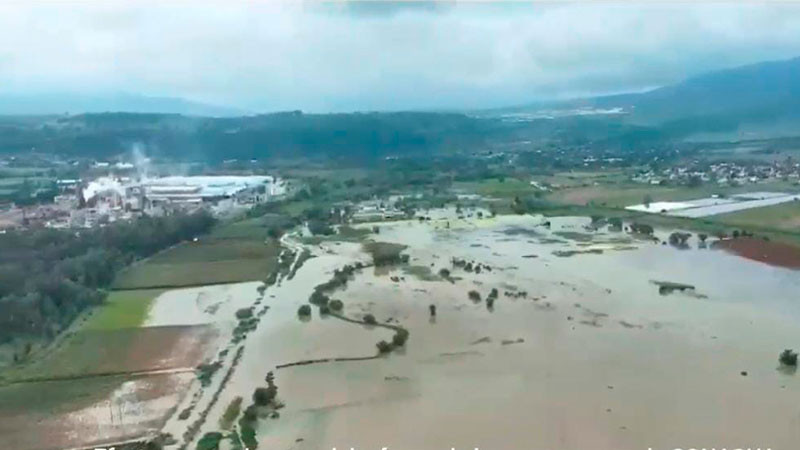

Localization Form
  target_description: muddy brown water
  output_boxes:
[180,213,800,450]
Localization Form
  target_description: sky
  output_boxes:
[1,1,800,113]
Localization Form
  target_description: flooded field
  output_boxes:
[174,211,800,450]
[8,211,799,450]
[0,282,264,450]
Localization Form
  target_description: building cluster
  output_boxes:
[1,174,286,230]
[632,159,800,187]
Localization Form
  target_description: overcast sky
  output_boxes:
[1,1,800,112]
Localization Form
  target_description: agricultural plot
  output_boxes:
[714,200,800,232]
[113,238,281,290]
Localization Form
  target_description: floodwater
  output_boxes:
[173,211,800,450]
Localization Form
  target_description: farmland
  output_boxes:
[713,200,800,232]
[113,236,281,290]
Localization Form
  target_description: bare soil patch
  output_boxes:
[714,237,800,270]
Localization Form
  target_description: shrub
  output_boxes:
[319,305,331,315]
[239,419,258,449]
[630,223,654,235]
[196,432,224,450]
[376,340,394,353]
[242,404,258,422]
[780,349,798,367]
[438,268,451,278]
[329,299,344,311]
[297,304,312,317]
[487,297,495,309]
[363,242,408,266]
[468,290,481,302]
[363,313,377,325]
[235,308,254,320]
[219,396,243,430]
[309,290,330,306]
[392,328,409,347]
[429,304,437,317]
[253,386,277,406]
[196,361,222,387]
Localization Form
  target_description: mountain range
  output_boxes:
[0,92,245,117]
[501,55,800,140]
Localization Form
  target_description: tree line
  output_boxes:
[0,211,215,354]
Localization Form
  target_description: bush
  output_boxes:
[468,290,481,302]
[329,299,344,311]
[429,304,437,317]
[242,404,259,422]
[630,223,654,235]
[219,396,243,430]
[438,268,451,278]
[297,304,312,317]
[253,386,277,406]
[376,340,394,353]
[239,419,257,449]
[392,328,409,347]
[196,432,224,450]
[196,361,222,387]
[309,290,330,306]
[363,242,408,266]
[363,313,377,325]
[319,305,331,315]
[235,308,254,320]
[780,349,798,366]
[308,219,334,236]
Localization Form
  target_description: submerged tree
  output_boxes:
[780,349,798,367]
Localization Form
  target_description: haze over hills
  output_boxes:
[1,55,800,161]
[500,55,800,140]
[0,92,245,117]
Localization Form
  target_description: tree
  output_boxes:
[376,340,394,353]
[429,304,437,317]
[363,313,377,325]
[297,304,312,317]
[329,299,344,311]
[197,432,224,450]
[780,349,798,367]
[235,308,254,320]
[392,329,409,347]
[253,386,277,406]
[468,290,481,302]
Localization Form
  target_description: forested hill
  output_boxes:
[0,111,509,161]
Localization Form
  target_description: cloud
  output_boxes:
[0,1,799,112]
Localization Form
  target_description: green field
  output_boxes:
[84,289,164,331]
[713,201,800,232]
[114,236,281,290]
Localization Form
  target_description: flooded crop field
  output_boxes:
[6,210,800,450]
[170,210,800,450]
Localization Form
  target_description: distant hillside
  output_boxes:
[0,92,244,117]
[500,56,800,140]
[612,56,800,125]
[0,111,505,161]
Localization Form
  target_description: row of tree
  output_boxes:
[0,211,215,349]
